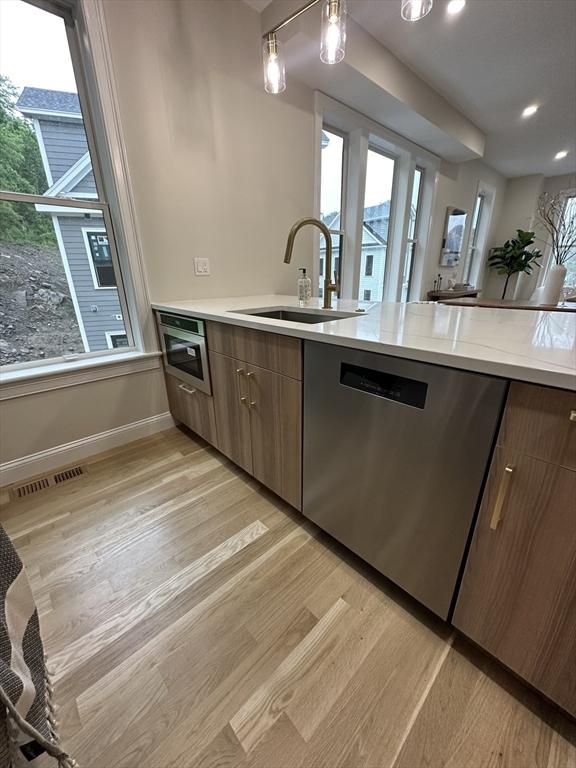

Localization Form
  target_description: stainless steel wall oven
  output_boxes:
[157,312,211,395]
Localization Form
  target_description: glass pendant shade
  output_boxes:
[401,0,433,21]
[320,0,347,65]
[263,34,286,94]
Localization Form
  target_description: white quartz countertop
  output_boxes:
[152,295,576,390]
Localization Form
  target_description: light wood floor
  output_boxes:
[1,427,575,768]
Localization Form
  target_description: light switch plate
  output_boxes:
[194,258,210,276]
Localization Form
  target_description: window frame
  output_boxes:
[317,125,348,298]
[314,92,440,302]
[464,180,497,290]
[401,165,425,302]
[0,0,156,390]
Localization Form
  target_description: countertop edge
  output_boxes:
[152,301,576,392]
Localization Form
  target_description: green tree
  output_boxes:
[0,74,56,247]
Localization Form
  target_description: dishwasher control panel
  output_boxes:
[340,362,428,409]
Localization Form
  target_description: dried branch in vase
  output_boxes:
[536,189,576,266]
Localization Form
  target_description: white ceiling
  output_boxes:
[244,0,275,12]
[349,0,576,178]
[246,0,576,179]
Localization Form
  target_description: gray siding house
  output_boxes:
[17,87,127,352]
[320,203,389,302]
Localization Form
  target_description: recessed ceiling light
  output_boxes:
[554,150,568,160]
[522,104,538,118]
[446,0,466,14]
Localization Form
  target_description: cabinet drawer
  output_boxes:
[165,374,218,446]
[207,321,302,380]
[498,382,576,470]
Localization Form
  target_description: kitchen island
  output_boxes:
[152,295,575,390]
[152,295,575,717]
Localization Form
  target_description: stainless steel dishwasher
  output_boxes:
[303,341,508,619]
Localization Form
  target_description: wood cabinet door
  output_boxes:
[453,447,576,716]
[209,351,253,474]
[165,374,217,446]
[246,364,302,510]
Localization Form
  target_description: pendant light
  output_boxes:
[400,0,433,22]
[262,33,286,94]
[320,0,347,65]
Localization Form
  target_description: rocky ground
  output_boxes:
[0,240,84,366]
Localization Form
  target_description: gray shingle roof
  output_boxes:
[17,87,80,114]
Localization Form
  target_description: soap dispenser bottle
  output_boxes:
[298,268,312,305]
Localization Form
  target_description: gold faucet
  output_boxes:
[283,218,339,310]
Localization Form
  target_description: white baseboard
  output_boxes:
[0,411,175,488]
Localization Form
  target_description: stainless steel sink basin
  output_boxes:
[230,306,362,324]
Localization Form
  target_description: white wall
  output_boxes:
[102,0,316,302]
[0,368,169,468]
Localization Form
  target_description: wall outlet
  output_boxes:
[194,258,210,276]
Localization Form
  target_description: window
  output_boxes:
[105,331,129,349]
[316,95,438,304]
[463,192,485,284]
[401,167,423,302]
[319,128,345,296]
[84,230,116,288]
[561,195,576,291]
[359,149,395,303]
[0,0,133,371]
[462,182,496,289]
[363,289,371,301]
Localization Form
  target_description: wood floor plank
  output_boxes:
[230,597,351,754]
[1,429,574,768]
[393,637,576,768]
[51,520,269,680]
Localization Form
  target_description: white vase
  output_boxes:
[539,264,567,305]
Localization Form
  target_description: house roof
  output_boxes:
[321,201,390,244]
[17,87,81,115]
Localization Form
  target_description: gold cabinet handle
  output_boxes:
[490,465,514,531]
[570,410,576,422]
[236,368,245,375]
[240,396,248,406]
[246,371,256,407]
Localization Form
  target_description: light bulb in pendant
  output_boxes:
[321,0,347,65]
[401,0,433,22]
[263,33,286,94]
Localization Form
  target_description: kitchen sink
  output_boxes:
[230,307,362,324]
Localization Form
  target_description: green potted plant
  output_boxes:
[487,229,542,300]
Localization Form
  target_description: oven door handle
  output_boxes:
[158,324,205,346]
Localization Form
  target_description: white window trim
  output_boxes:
[44,152,92,197]
[105,330,128,349]
[82,226,116,290]
[0,351,161,401]
[19,107,83,122]
[80,0,154,351]
[466,180,497,290]
[32,119,53,186]
[314,92,440,302]
[0,0,155,398]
